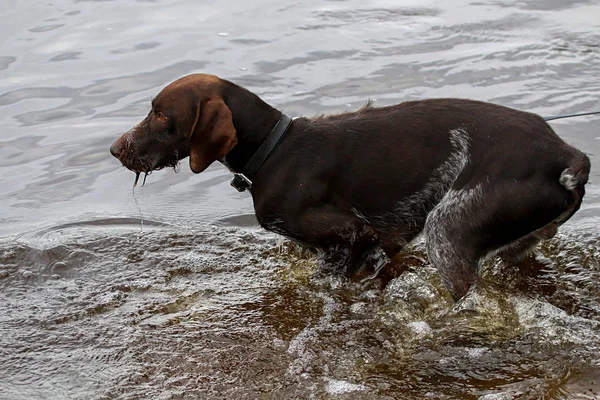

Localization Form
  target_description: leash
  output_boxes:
[543,111,600,121]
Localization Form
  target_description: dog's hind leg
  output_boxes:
[424,185,485,300]
[496,221,560,265]
[495,170,584,267]
[425,174,583,300]
[496,234,542,265]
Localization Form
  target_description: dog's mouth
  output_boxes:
[121,149,189,187]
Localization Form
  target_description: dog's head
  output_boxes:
[110,74,238,176]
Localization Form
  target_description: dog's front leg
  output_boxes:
[289,208,389,277]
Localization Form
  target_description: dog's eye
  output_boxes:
[155,110,167,122]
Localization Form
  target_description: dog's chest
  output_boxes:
[261,218,290,237]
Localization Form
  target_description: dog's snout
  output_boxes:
[110,141,122,158]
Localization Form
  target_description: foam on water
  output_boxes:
[325,379,368,395]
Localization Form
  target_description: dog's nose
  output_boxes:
[110,141,121,158]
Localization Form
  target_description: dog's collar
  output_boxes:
[230,114,294,192]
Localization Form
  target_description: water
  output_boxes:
[1,0,600,398]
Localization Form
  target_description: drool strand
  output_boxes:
[132,173,144,232]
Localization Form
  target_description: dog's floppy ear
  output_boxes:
[188,98,238,173]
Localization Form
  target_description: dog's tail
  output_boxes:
[557,153,590,224]
[560,153,591,191]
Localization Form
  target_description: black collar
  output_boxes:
[230,114,293,192]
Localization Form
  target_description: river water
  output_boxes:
[1,0,599,399]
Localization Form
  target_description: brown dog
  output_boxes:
[110,73,590,299]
